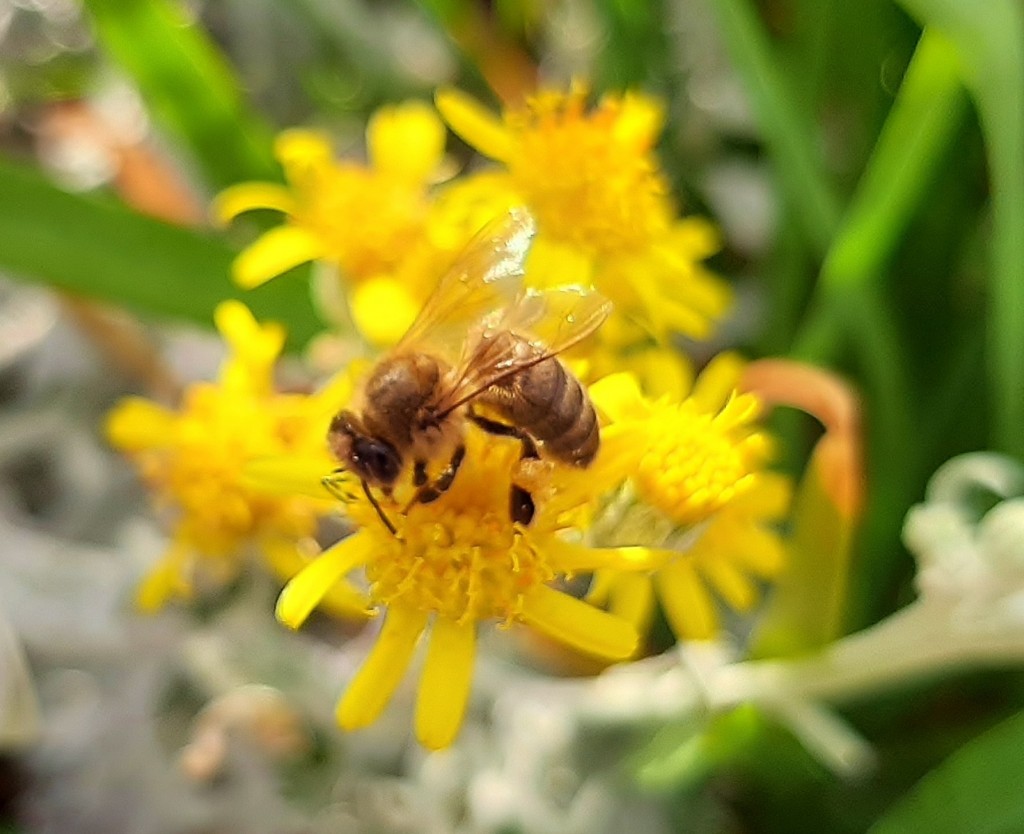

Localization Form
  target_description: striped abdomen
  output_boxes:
[481,349,599,467]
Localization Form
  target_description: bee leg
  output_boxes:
[413,459,428,487]
[467,411,539,459]
[404,445,467,510]
[509,485,535,526]
[361,479,399,537]
[467,411,538,525]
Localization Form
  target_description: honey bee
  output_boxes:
[326,208,610,534]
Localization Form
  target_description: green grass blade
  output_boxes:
[705,0,842,254]
[896,0,1024,459]
[785,29,967,629]
[83,0,279,191]
[870,709,1024,834]
[0,158,319,347]
[752,438,856,656]
[820,28,967,292]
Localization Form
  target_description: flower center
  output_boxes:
[365,502,554,623]
[143,385,316,556]
[634,401,766,527]
[349,432,558,623]
[504,91,673,256]
[299,165,431,284]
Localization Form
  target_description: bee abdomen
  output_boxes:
[485,355,599,468]
[547,392,599,466]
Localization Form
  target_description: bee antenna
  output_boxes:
[360,479,400,538]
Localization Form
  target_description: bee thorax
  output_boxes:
[361,353,445,448]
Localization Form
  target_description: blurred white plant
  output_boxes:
[0,605,39,750]
[517,452,1024,780]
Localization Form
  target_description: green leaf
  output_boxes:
[705,0,842,255]
[785,29,967,630]
[82,0,279,191]
[592,0,672,91]
[894,0,1024,459]
[0,158,319,347]
[752,438,856,657]
[870,709,1024,834]
[820,29,966,293]
[633,706,763,792]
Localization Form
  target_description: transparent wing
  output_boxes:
[432,285,612,417]
[393,208,536,361]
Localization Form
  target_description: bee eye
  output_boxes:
[354,439,401,485]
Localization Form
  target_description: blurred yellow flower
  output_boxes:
[263,425,657,749]
[105,301,360,614]
[435,84,731,342]
[587,355,791,642]
[215,101,450,345]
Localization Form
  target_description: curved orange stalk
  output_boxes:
[741,360,865,520]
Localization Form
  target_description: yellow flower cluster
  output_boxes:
[435,85,731,344]
[263,426,654,749]
[106,301,362,615]
[107,84,794,750]
[588,356,790,643]
[214,103,455,346]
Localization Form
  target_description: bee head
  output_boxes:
[328,410,402,487]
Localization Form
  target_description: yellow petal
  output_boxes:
[213,298,258,340]
[415,617,476,750]
[368,101,446,184]
[274,129,335,171]
[613,93,665,150]
[584,569,614,605]
[519,584,637,660]
[586,424,644,482]
[242,455,336,500]
[671,217,722,260]
[632,280,714,340]
[261,537,370,620]
[608,572,656,643]
[233,226,327,289]
[305,367,362,423]
[623,347,694,401]
[657,561,718,640]
[336,604,428,730]
[435,88,514,162]
[588,372,645,423]
[729,471,793,518]
[692,352,747,413]
[275,533,373,629]
[214,300,286,363]
[525,237,594,288]
[349,276,421,348]
[672,268,733,318]
[729,525,788,578]
[105,397,177,451]
[547,539,672,573]
[213,182,298,225]
[135,543,191,613]
[701,558,758,612]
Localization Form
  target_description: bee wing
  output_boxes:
[432,284,612,418]
[496,284,613,355]
[393,208,536,361]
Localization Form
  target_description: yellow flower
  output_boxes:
[105,301,361,614]
[435,84,731,342]
[215,101,449,345]
[264,424,657,750]
[586,354,791,642]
